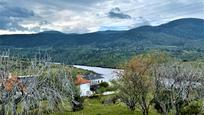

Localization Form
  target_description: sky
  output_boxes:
[0,0,203,35]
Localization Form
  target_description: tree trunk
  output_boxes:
[128,100,136,111]
[175,109,179,115]
[141,96,149,115]
[161,103,168,115]
[163,110,168,115]
[1,103,5,115]
[142,109,149,115]
[129,106,135,111]
[13,103,17,115]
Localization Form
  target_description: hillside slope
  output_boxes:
[0,18,204,67]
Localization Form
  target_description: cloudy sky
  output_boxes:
[0,0,203,34]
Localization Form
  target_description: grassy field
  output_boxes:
[52,96,158,115]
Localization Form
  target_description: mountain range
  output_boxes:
[0,18,204,67]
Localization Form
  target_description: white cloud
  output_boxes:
[0,29,34,35]
[0,0,203,34]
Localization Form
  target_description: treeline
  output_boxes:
[2,48,204,68]
[2,48,138,68]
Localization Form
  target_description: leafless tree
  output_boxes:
[154,62,204,115]
[115,71,139,111]
[0,52,79,115]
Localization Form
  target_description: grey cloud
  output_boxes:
[0,7,34,18]
[133,17,151,28]
[0,3,36,31]
[39,20,49,25]
[0,17,27,31]
[32,0,104,11]
[34,0,101,6]
[164,1,204,15]
[108,7,131,19]
[54,0,101,5]
[0,0,204,34]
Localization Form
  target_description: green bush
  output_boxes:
[97,82,116,94]
[101,96,118,105]
[97,87,106,94]
[181,100,203,115]
[99,82,109,88]
[71,95,84,112]
[89,94,101,99]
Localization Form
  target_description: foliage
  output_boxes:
[116,52,171,114]
[99,82,109,88]
[52,96,158,115]
[152,89,172,114]
[0,18,204,68]
[115,51,204,115]
[181,100,203,115]
[101,95,118,105]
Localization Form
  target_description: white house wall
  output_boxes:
[80,83,92,97]
[90,78,104,85]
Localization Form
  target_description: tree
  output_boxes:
[154,62,204,115]
[0,53,79,115]
[116,52,169,115]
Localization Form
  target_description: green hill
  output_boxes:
[0,18,204,67]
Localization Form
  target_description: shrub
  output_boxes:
[97,87,106,94]
[71,95,84,112]
[90,85,99,92]
[101,96,118,104]
[181,100,203,115]
[99,82,109,88]
[89,94,101,99]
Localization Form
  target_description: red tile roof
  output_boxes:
[4,76,26,92]
[75,75,90,85]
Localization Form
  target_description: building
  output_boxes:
[75,75,92,97]
[18,75,37,88]
[3,74,36,92]
[84,74,104,85]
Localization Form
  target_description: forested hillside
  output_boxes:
[0,18,204,67]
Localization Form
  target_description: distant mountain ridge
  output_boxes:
[0,18,204,48]
[0,18,204,67]
[0,18,203,48]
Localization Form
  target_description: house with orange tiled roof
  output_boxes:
[0,73,27,93]
[75,75,92,97]
[0,73,36,94]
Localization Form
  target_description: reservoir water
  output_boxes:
[73,65,121,82]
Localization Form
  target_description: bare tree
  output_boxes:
[116,71,139,111]
[115,52,168,115]
[0,52,79,115]
[154,62,204,115]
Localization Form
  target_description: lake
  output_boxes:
[73,65,121,82]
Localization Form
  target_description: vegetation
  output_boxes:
[0,55,82,115]
[0,18,204,68]
[96,82,116,94]
[1,50,204,115]
[0,18,204,114]
[154,62,204,115]
[114,52,204,115]
[52,96,158,115]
